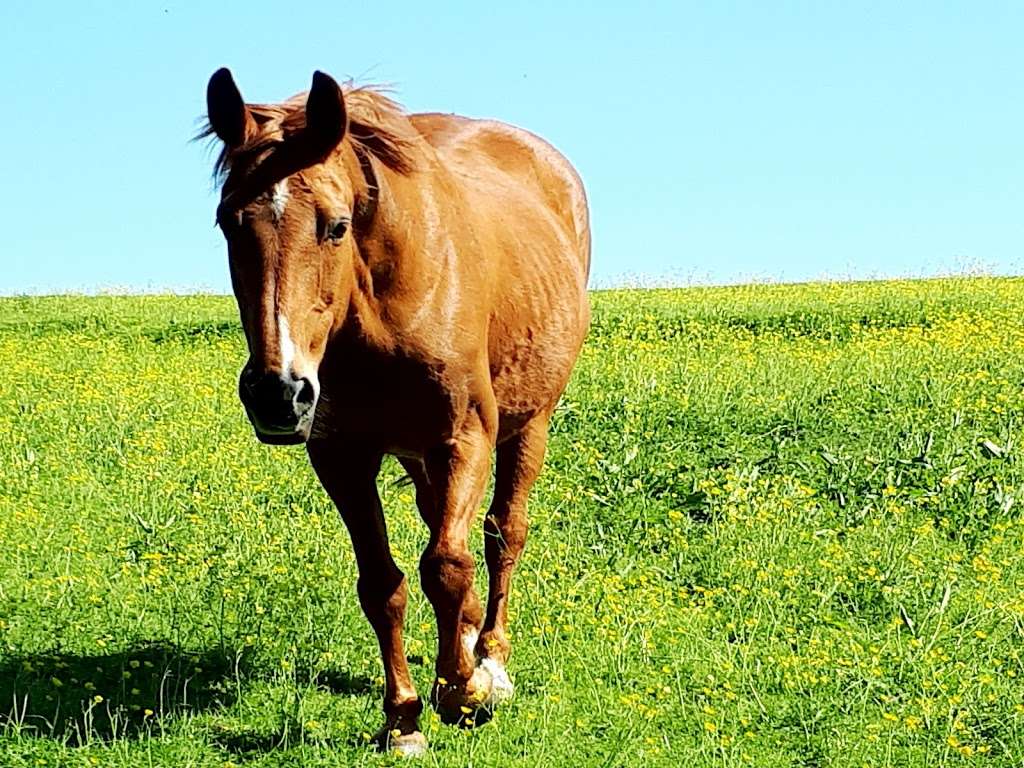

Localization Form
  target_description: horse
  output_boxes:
[202,68,590,755]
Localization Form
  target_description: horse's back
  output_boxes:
[410,113,590,279]
[409,113,591,431]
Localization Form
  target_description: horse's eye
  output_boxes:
[326,218,349,242]
[217,206,243,233]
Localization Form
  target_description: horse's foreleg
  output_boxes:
[307,443,425,755]
[419,410,494,723]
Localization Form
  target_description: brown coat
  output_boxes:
[205,68,589,754]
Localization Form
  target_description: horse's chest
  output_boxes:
[313,352,465,454]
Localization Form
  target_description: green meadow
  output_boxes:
[2,277,1023,767]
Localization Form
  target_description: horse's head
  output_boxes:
[205,68,361,445]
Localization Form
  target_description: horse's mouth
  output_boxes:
[253,427,309,445]
[246,410,313,446]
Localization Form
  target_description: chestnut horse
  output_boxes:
[203,68,590,754]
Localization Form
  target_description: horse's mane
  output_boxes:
[200,84,420,182]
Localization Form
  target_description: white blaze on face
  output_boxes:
[277,313,320,401]
[278,314,297,372]
[270,179,289,221]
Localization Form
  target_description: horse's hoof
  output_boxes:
[375,729,428,757]
[477,657,514,706]
[432,658,515,726]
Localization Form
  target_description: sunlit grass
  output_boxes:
[1,276,1023,766]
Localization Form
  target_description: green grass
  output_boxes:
[2,276,1024,767]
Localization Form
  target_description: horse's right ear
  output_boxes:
[206,68,252,147]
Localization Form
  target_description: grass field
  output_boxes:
[2,277,1024,767]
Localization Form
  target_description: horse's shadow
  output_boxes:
[0,642,376,748]
[0,643,239,743]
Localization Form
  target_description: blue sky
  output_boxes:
[3,1,1022,293]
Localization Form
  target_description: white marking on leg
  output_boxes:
[478,657,514,706]
[462,627,479,658]
[465,657,514,709]
[389,731,428,756]
[270,179,289,220]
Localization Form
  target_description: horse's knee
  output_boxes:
[420,548,475,605]
[357,570,407,624]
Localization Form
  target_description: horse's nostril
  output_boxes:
[239,368,315,433]
[239,367,261,396]
[238,369,258,405]
[295,377,316,408]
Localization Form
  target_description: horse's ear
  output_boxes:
[206,67,252,147]
[304,71,348,158]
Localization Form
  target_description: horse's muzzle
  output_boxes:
[238,366,317,444]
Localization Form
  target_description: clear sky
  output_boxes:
[3,1,1022,293]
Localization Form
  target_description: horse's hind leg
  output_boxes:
[307,442,426,756]
[476,412,551,704]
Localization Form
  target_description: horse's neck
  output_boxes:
[345,155,446,348]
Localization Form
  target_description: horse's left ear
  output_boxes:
[304,71,348,159]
